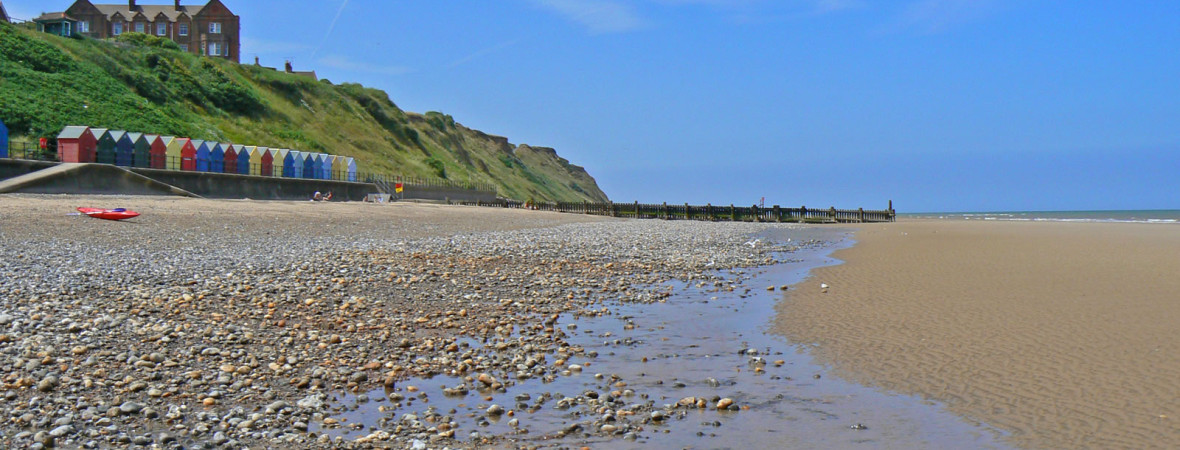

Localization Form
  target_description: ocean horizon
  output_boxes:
[901,209,1180,224]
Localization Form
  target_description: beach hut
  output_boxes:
[0,118,8,159]
[331,155,345,180]
[154,135,172,168]
[133,134,154,168]
[249,146,265,175]
[163,136,183,170]
[285,151,302,178]
[143,134,165,167]
[223,144,238,174]
[302,153,316,179]
[236,146,251,175]
[208,142,224,172]
[122,133,142,167]
[259,148,274,177]
[112,131,133,166]
[95,129,116,164]
[346,157,357,182]
[271,149,287,177]
[320,153,334,180]
[56,126,96,163]
[195,141,212,172]
[178,138,196,171]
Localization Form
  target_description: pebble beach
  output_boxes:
[0,194,866,449]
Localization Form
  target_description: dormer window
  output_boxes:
[179,23,188,36]
[209,22,221,34]
[135,22,144,33]
[113,22,123,35]
[157,23,166,36]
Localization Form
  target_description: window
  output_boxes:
[113,22,123,35]
[208,42,222,56]
[79,21,89,33]
[135,22,144,33]
[209,22,221,34]
[179,44,188,52]
[157,23,166,36]
[178,23,188,36]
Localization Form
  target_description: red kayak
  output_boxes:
[77,207,140,221]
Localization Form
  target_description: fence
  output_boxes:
[459,199,895,223]
[2,139,498,194]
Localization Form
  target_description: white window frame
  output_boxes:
[179,43,188,52]
[156,22,166,36]
[178,23,188,36]
[208,42,222,56]
[79,21,90,33]
[113,22,123,35]
[135,22,144,33]
[209,22,221,34]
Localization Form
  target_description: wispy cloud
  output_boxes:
[448,39,524,69]
[318,55,412,76]
[529,0,647,34]
[312,0,351,59]
[893,0,1005,33]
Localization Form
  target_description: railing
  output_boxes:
[458,199,896,223]
[1,141,498,193]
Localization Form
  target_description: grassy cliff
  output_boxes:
[0,23,608,203]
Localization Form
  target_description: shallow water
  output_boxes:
[315,227,1010,448]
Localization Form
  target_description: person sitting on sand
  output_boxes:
[323,191,333,201]
[311,191,322,201]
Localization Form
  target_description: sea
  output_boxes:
[901,210,1180,224]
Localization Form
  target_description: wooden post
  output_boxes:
[859,208,865,223]
[662,202,668,220]
[830,207,837,222]
[684,203,690,220]
[583,201,589,214]
[773,205,781,223]
[634,201,639,219]
[706,203,712,221]
[800,206,807,223]
[730,204,736,221]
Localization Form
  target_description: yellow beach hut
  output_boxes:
[250,146,265,176]
[162,136,183,170]
[271,149,288,177]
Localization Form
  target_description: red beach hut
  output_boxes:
[178,138,197,171]
[56,126,97,163]
[260,148,274,176]
[147,135,167,169]
[223,144,238,174]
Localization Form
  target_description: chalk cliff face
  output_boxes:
[0,23,609,202]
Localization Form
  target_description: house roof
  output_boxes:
[127,132,144,141]
[93,3,203,22]
[1,1,10,23]
[58,126,91,140]
[34,12,77,23]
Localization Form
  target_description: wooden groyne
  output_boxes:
[458,200,896,223]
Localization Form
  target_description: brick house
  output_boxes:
[62,0,239,63]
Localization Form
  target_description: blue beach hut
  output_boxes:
[286,151,302,178]
[204,141,223,172]
[302,153,316,179]
[123,133,142,167]
[346,157,357,182]
[195,141,212,172]
[96,130,123,165]
[0,118,8,158]
[237,146,251,175]
[114,132,134,166]
[320,153,334,180]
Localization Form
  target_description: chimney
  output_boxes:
[285,61,293,73]
[254,56,260,66]
[129,0,136,9]
[174,0,181,11]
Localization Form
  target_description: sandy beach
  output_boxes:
[775,219,1180,449]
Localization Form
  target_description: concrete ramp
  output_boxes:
[0,163,200,197]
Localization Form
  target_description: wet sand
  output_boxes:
[774,219,1180,449]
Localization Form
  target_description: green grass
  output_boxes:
[0,22,609,203]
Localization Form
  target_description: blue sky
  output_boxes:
[9,1,1179,211]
